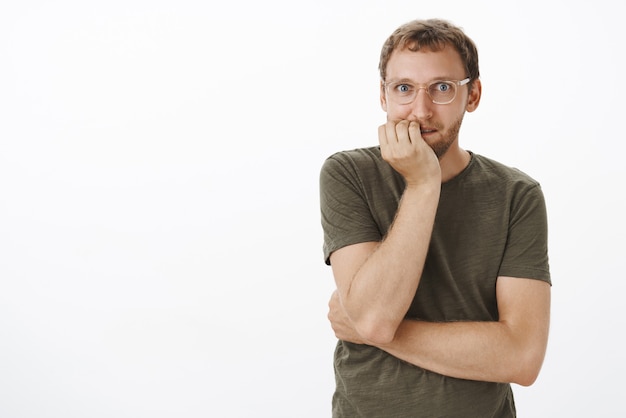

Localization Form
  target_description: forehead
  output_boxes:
[385,46,465,82]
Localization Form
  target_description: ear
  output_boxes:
[466,78,482,113]
[380,80,388,112]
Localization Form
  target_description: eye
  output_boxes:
[394,83,413,95]
[433,82,453,92]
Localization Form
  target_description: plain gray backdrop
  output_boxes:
[1,0,624,416]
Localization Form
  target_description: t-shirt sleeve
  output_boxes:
[498,182,551,284]
[319,154,383,265]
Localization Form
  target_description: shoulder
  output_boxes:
[320,146,404,201]
[321,146,396,182]
[451,153,547,211]
[467,154,549,223]
[470,153,543,193]
[322,146,383,171]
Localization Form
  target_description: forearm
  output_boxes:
[340,183,440,343]
[378,318,545,386]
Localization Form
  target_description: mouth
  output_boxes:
[420,128,437,136]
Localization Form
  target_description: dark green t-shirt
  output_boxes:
[319,147,551,417]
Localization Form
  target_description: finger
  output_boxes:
[378,124,388,147]
[385,120,399,144]
[394,120,412,144]
[408,120,422,143]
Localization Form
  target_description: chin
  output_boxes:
[430,139,454,159]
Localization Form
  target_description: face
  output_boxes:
[380,46,481,158]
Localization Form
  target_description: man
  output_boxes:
[319,18,551,417]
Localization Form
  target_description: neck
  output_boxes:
[439,146,471,182]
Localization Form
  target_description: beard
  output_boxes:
[428,114,464,159]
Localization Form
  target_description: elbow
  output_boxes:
[509,350,546,387]
[355,318,399,345]
[513,369,540,387]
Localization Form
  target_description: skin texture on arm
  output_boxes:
[331,120,441,345]
[328,276,551,386]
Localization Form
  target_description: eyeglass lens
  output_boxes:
[387,81,458,104]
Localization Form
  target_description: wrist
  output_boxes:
[404,179,441,195]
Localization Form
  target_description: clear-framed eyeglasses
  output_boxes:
[383,77,471,105]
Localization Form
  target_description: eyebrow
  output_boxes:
[386,77,457,84]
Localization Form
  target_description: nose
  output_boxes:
[408,88,433,121]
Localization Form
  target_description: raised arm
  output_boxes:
[331,120,441,345]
